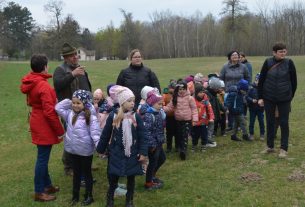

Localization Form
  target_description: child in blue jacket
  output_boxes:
[225,79,250,141]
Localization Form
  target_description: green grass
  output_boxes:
[0,56,304,207]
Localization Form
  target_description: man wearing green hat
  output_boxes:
[53,43,92,175]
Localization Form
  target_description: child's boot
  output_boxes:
[81,191,94,206]
[231,134,241,141]
[70,191,79,206]
[242,134,251,141]
[125,191,134,207]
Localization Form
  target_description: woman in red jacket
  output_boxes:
[20,54,65,202]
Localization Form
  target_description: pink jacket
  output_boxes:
[164,91,198,122]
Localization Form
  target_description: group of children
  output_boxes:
[49,72,265,206]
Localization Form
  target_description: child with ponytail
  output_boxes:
[56,90,101,206]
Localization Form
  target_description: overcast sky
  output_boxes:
[10,0,287,32]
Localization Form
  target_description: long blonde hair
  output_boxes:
[113,106,125,128]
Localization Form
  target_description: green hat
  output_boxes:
[61,43,77,56]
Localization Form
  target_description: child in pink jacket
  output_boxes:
[164,80,198,160]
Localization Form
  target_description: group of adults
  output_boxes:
[24,41,296,201]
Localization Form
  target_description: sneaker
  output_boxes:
[114,186,127,196]
[205,143,216,148]
[261,147,275,154]
[260,135,265,141]
[144,182,162,190]
[231,135,242,141]
[118,183,127,189]
[278,149,288,158]
[249,135,254,141]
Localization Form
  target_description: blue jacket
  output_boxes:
[96,111,148,177]
[246,84,264,112]
[139,103,165,148]
[225,86,245,115]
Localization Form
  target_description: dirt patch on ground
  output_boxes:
[288,170,305,182]
[240,172,263,183]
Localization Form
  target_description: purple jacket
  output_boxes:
[55,99,101,156]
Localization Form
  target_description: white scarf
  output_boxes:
[122,112,137,157]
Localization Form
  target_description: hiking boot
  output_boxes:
[261,147,275,154]
[231,135,242,141]
[278,149,288,158]
[242,134,251,141]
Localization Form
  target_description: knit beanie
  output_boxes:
[238,79,249,91]
[93,88,103,99]
[72,90,93,108]
[140,86,159,100]
[219,80,225,88]
[194,73,204,83]
[184,75,194,83]
[116,87,135,106]
[208,77,222,90]
[146,91,163,106]
[109,85,125,104]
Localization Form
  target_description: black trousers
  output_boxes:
[70,154,93,194]
[176,120,192,153]
[146,146,166,182]
[107,174,135,201]
[165,116,177,150]
[264,100,291,151]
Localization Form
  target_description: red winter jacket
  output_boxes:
[20,72,64,145]
[195,96,215,126]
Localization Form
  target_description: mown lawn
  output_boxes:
[0,56,304,207]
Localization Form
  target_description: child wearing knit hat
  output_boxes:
[55,90,101,205]
[225,79,250,141]
[139,90,166,190]
[96,86,148,207]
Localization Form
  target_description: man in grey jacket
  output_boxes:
[53,43,92,175]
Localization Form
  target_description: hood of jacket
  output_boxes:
[20,72,52,94]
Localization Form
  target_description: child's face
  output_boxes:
[178,87,186,96]
[123,97,135,111]
[72,97,84,113]
[197,91,205,99]
[152,100,163,111]
[93,95,101,105]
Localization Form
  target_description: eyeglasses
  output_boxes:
[132,56,142,59]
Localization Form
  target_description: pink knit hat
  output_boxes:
[146,91,162,106]
[116,87,135,106]
[109,85,125,104]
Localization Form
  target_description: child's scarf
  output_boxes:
[122,112,137,157]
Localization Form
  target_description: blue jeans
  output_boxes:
[34,145,52,193]
[249,110,265,135]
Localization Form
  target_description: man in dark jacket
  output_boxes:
[258,42,297,158]
[53,43,92,175]
[116,49,161,108]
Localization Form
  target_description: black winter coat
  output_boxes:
[96,111,148,177]
[116,64,161,107]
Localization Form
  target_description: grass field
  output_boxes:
[0,56,304,207]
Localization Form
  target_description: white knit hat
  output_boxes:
[140,86,159,100]
[116,87,135,106]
